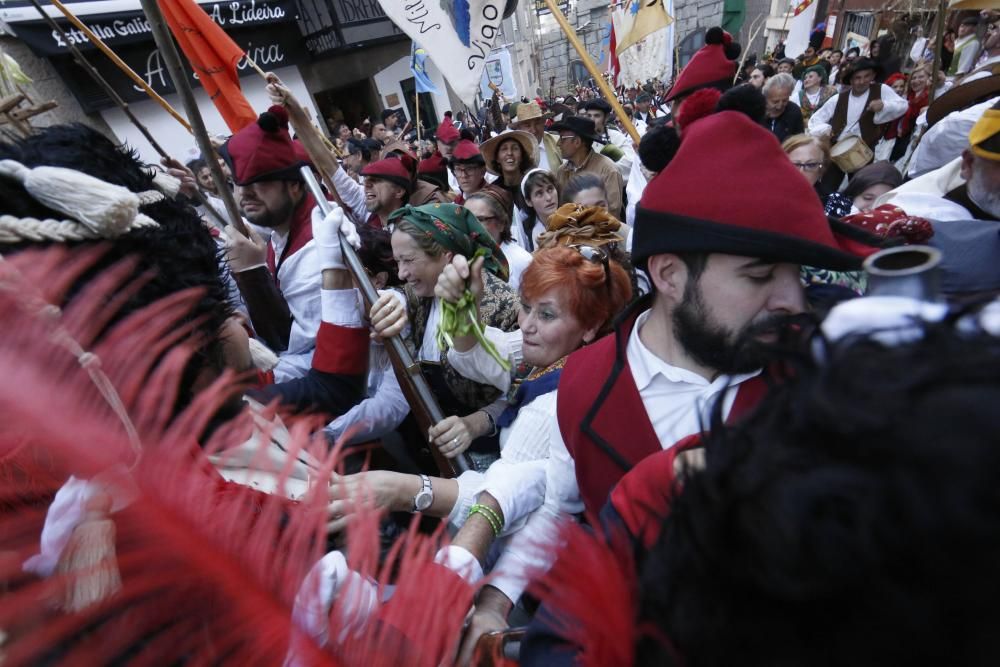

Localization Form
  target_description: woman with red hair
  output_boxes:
[303,245,632,661]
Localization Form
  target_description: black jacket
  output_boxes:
[762,102,805,142]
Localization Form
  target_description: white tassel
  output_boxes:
[248,337,280,372]
[0,160,138,237]
[151,170,182,199]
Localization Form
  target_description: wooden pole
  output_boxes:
[48,0,192,133]
[301,168,471,476]
[928,0,947,104]
[138,0,247,235]
[542,0,641,143]
[415,93,421,143]
[27,0,229,229]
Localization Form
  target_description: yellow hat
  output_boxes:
[969,101,1000,162]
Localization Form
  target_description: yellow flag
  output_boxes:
[615,0,673,55]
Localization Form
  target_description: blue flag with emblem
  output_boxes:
[410,42,440,95]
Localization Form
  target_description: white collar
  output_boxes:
[627,310,759,391]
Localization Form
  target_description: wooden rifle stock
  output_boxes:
[300,168,472,477]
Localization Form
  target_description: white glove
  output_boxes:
[311,202,360,271]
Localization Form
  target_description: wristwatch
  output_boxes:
[412,474,434,513]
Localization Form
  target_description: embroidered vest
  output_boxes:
[556,308,768,515]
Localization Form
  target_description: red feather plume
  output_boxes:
[0,246,478,666]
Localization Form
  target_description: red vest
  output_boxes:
[556,304,768,515]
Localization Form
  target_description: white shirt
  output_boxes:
[270,232,322,383]
[908,95,999,177]
[331,166,368,225]
[501,240,533,291]
[952,34,981,76]
[808,84,909,143]
[536,141,550,172]
[596,127,635,180]
[488,310,759,603]
[325,340,410,444]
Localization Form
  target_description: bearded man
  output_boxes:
[445,107,880,645]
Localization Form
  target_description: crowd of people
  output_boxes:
[0,10,999,667]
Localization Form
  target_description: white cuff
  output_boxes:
[321,288,363,328]
[434,545,484,584]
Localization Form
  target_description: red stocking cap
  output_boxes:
[666,27,739,102]
[219,106,307,185]
[436,117,460,144]
[632,111,880,271]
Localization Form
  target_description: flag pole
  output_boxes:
[415,93,421,143]
[138,0,248,236]
[928,0,947,104]
[542,0,640,143]
[47,0,192,132]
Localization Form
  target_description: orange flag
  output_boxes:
[158,0,257,132]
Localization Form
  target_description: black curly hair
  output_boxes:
[0,124,233,414]
[636,313,1000,666]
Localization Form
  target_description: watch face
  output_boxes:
[414,490,433,512]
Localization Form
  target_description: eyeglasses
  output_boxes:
[557,135,577,143]
[452,165,483,176]
[568,244,611,290]
[792,161,823,172]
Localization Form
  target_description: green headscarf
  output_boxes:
[803,64,828,84]
[388,202,510,281]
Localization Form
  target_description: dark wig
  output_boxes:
[0,124,232,414]
[636,313,1000,666]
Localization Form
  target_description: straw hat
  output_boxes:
[514,101,544,124]
[479,131,539,176]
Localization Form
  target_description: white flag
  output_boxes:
[784,0,818,59]
[376,0,505,104]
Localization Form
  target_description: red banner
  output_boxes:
[158,0,257,132]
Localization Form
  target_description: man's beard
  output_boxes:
[967,163,1000,220]
[672,280,791,375]
[244,191,296,228]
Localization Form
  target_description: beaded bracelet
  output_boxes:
[469,503,504,538]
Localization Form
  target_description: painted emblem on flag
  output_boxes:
[793,0,815,17]
[440,0,472,46]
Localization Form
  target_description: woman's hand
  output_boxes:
[429,413,486,459]
[160,156,198,199]
[369,291,406,340]
[326,470,402,534]
[435,254,485,304]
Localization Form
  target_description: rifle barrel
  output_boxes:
[301,167,473,475]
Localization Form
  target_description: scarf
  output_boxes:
[387,202,509,281]
[496,356,567,428]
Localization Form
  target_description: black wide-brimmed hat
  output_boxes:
[549,116,602,143]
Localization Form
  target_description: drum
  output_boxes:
[830,135,873,173]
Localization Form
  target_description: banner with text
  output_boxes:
[375,0,504,103]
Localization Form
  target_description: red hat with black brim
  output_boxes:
[665,27,741,102]
[362,156,413,192]
[632,111,880,271]
[219,106,308,186]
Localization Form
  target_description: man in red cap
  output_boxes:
[450,139,499,205]
[219,106,323,382]
[441,108,878,646]
[323,150,414,229]
[436,116,462,192]
[663,27,742,123]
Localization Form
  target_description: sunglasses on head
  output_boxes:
[568,243,611,289]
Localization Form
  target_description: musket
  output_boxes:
[137,0,247,235]
[301,168,472,477]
